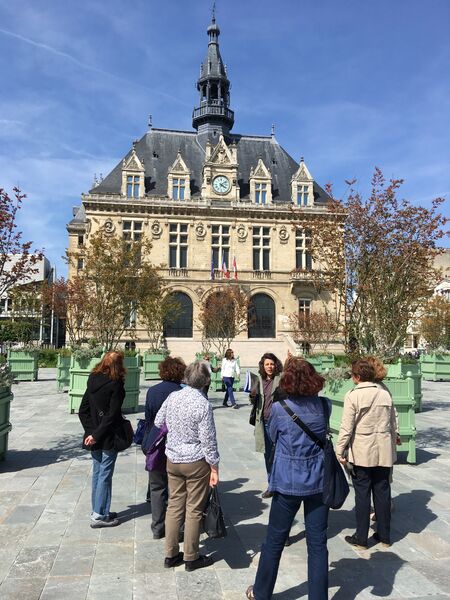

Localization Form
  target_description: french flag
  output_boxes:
[232,256,238,280]
[222,258,230,278]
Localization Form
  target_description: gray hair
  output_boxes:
[184,360,211,390]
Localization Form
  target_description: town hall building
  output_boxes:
[67,14,339,364]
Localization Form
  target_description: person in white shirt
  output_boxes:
[220,348,240,409]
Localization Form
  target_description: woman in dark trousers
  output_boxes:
[250,352,283,497]
[144,356,186,539]
[246,358,330,600]
[79,351,126,529]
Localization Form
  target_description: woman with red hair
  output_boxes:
[246,357,330,600]
[79,351,127,529]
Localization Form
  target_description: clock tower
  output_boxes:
[201,134,240,200]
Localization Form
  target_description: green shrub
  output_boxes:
[38,348,58,367]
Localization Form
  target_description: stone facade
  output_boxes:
[67,16,343,365]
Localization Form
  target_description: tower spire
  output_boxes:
[192,11,234,137]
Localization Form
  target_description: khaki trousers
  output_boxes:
[165,459,210,561]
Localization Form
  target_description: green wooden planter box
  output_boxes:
[306,355,335,374]
[420,353,450,381]
[68,356,102,413]
[386,360,422,412]
[69,354,141,413]
[56,355,71,392]
[123,355,141,412]
[143,352,167,380]
[323,374,416,464]
[0,386,13,461]
[7,350,38,382]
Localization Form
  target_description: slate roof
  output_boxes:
[89,128,330,205]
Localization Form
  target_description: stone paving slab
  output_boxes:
[0,369,450,599]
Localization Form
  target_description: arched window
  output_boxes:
[164,292,193,338]
[248,293,275,338]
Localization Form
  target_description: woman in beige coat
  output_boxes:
[336,359,398,549]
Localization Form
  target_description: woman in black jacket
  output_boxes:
[79,351,126,529]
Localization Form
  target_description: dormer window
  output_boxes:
[121,142,145,199]
[255,182,267,205]
[172,178,186,200]
[297,185,309,206]
[127,175,140,198]
[168,152,191,201]
[249,158,272,205]
[291,158,314,207]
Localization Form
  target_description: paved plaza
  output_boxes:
[0,370,449,600]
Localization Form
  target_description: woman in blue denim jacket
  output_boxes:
[246,358,330,600]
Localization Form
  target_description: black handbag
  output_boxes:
[278,398,349,510]
[202,486,227,538]
[113,417,134,452]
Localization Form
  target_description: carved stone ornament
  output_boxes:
[103,219,115,234]
[151,220,162,238]
[279,226,290,243]
[194,286,204,299]
[237,224,248,241]
[195,222,206,240]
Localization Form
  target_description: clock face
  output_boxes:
[212,175,231,194]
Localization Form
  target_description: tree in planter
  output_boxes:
[288,310,340,355]
[41,276,92,347]
[419,295,450,352]
[139,284,181,352]
[68,230,161,351]
[293,169,448,357]
[0,187,43,297]
[199,285,250,357]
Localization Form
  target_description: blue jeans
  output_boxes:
[253,492,329,600]
[91,449,118,520]
[223,377,236,406]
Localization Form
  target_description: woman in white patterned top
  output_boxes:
[154,361,219,572]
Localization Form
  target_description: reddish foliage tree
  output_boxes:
[0,187,43,297]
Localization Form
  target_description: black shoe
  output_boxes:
[153,531,165,539]
[108,512,118,519]
[372,532,391,547]
[284,536,291,547]
[223,402,229,407]
[232,404,239,409]
[164,552,184,568]
[90,517,120,529]
[344,534,368,550]
[185,554,214,572]
[261,489,273,499]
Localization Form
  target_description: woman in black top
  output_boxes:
[79,351,126,529]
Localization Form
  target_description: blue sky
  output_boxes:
[1,0,449,277]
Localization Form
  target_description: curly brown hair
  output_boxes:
[351,359,375,382]
[279,358,324,396]
[366,356,387,382]
[158,356,186,383]
[258,353,283,379]
[92,351,127,381]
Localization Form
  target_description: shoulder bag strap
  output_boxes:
[279,399,324,450]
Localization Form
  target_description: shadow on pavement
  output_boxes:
[274,551,405,600]
[390,490,436,542]
[117,501,150,523]
[0,434,88,473]
[416,426,450,448]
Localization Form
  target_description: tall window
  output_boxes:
[248,293,275,338]
[297,184,309,206]
[172,178,186,200]
[295,228,312,270]
[164,292,193,337]
[255,182,267,204]
[123,220,142,241]
[169,223,188,268]
[299,299,311,325]
[211,224,230,269]
[253,226,270,271]
[127,175,140,198]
